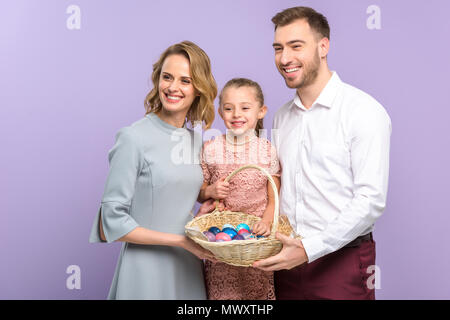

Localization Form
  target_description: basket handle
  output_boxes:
[213,164,279,239]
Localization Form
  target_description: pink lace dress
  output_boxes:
[200,134,281,300]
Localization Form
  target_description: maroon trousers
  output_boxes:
[275,238,376,300]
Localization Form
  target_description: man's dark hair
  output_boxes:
[272,6,330,40]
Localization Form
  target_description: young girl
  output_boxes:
[197,78,281,300]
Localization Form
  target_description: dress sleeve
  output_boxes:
[89,127,142,243]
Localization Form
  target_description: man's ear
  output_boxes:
[318,37,330,59]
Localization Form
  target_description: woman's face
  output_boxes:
[158,54,197,117]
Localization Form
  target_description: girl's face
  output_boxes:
[158,54,197,117]
[219,86,267,136]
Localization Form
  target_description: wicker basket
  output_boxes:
[185,164,300,267]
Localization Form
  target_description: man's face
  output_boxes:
[273,19,322,89]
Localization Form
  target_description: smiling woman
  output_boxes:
[157,54,198,127]
[145,41,217,130]
[89,41,218,299]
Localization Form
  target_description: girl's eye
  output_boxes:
[162,74,171,80]
[182,79,191,84]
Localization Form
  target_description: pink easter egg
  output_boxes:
[238,229,250,236]
[215,232,232,241]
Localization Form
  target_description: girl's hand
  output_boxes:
[196,199,226,217]
[182,236,217,262]
[252,219,272,237]
[196,199,216,217]
[207,176,230,200]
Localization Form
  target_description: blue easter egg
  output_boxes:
[222,224,235,230]
[222,227,237,238]
[256,235,265,239]
[208,226,221,235]
[232,234,245,240]
[236,223,250,232]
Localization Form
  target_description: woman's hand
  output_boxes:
[206,176,230,200]
[252,218,272,237]
[181,236,217,262]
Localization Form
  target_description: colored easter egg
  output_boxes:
[216,239,225,242]
[238,228,250,236]
[242,232,255,240]
[232,234,245,240]
[222,224,235,230]
[215,232,232,241]
[208,226,221,235]
[222,227,237,238]
[236,223,250,232]
[256,235,265,239]
[203,231,216,242]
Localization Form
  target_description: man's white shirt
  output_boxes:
[272,72,391,263]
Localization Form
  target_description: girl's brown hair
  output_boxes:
[144,41,217,129]
[219,78,265,137]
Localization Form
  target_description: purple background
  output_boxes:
[1,0,449,299]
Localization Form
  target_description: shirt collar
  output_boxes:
[292,71,342,110]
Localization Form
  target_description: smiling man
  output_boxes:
[252,7,392,300]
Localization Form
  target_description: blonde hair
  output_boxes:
[219,78,265,137]
[144,41,217,129]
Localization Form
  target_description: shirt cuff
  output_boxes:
[301,234,327,263]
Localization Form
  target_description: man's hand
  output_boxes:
[252,232,309,271]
